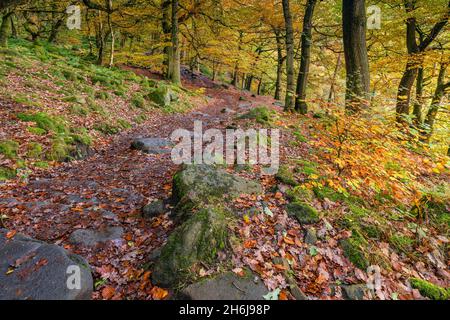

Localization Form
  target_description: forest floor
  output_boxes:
[0,41,449,300]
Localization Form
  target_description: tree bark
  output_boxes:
[396,0,449,122]
[282,0,295,111]
[169,0,181,85]
[295,0,317,114]
[342,0,370,113]
[423,64,449,142]
[412,66,424,126]
[0,12,13,47]
[162,0,171,78]
[107,0,114,68]
[274,28,285,101]
[328,53,342,103]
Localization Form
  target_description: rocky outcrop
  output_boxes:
[0,229,93,300]
[148,86,178,107]
[286,202,320,225]
[150,165,267,299]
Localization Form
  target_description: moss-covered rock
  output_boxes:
[172,164,262,220]
[286,202,320,225]
[238,106,274,125]
[147,86,177,107]
[410,278,450,300]
[276,165,298,186]
[17,112,68,134]
[152,207,229,287]
[340,236,369,270]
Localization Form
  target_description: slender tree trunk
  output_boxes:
[10,14,16,38]
[328,53,342,103]
[257,77,262,95]
[169,0,181,85]
[342,0,370,112]
[282,0,295,111]
[107,8,114,66]
[245,75,253,91]
[423,64,449,142]
[295,0,317,114]
[413,67,424,126]
[274,29,285,100]
[48,18,64,43]
[0,12,13,47]
[162,0,171,78]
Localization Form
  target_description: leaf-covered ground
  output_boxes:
[0,41,449,300]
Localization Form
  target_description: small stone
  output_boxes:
[342,284,370,300]
[142,200,165,219]
[69,226,124,247]
[305,227,318,245]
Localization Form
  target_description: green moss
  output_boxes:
[294,131,308,143]
[95,91,110,100]
[46,138,71,161]
[152,207,229,287]
[131,93,146,109]
[26,142,43,159]
[295,160,318,176]
[389,235,415,253]
[0,140,19,159]
[286,202,320,225]
[361,223,383,240]
[70,105,90,116]
[410,278,450,300]
[239,106,274,125]
[94,122,121,135]
[313,186,346,202]
[17,112,68,134]
[276,165,298,186]
[117,119,132,129]
[285,187,314,203]
[71,129,92,146]
[34,161,50,169]
[340,236,369,270]
[27,127,47,136]
[0,167,16,180]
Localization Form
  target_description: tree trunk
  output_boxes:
[169,0,181,85]
[107,1,114,68]
[342,0,370,112]
[10,14,16,38]
[162,0,171,78]
[282,0,295,111]
[423,64,449,142]
[48,18,64,43]
[412,66,424,126]
[295,0,317,114]
[0,12,13,47]
[328,53,342,103]
[274,29,285,100]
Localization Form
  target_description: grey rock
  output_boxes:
[305,227,318,245]
[342,284,370,300]
[142,200,166,219]
[131,138,173,155]
[0,229,93,300]
[173,164,262,205]
[148,86,178,107]
[69,226,124,247]
[180,271,268,300]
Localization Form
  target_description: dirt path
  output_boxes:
[0,68,277,299]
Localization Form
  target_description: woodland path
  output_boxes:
[0,67,278,299]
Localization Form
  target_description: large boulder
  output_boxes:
[148,86,178,107]
[131,138,173,155]
[152,208,228,287]
[0,229,93,300]
[172,165,262,218]
[179,271,268,300]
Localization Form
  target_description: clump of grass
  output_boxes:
[131,93,146,109]
[17,112,68,134]
[0,166,16,181]
[239,106,275,125]
[26,142,43,159]
[389,234,415,253]
[0,140,19,159]
[27,127,47,136]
